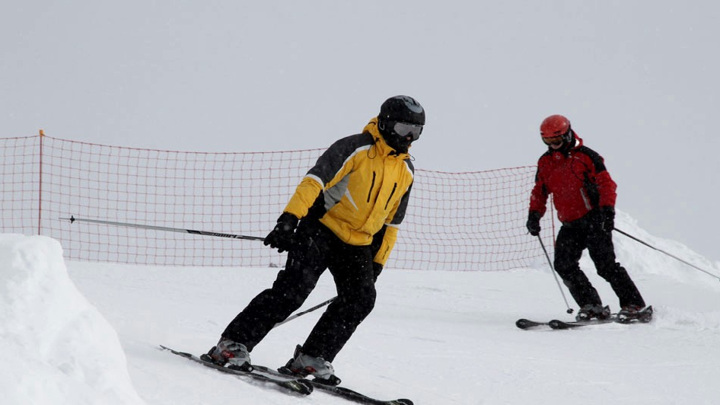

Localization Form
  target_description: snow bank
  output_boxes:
[0,234,145,405]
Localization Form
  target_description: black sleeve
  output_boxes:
[306,133,374,185]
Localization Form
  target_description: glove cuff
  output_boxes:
[277,212,299,226]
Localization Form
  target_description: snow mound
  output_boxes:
[0,234,145,405]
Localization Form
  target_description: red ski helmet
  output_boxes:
[540,115,571,138]
[540,114,574,145]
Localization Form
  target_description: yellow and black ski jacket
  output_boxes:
[283,117,414,266]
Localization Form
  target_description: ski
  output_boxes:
[548,317,617,329]
[518,306,654,330]
[551,306,654,329]
[515,318,549,330]
[517,317,617,330]
[158,345,313,396]
[252,364,414,405]
[303,381,413,405]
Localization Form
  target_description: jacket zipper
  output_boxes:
[367,171,376,202]
[384,183,397,210]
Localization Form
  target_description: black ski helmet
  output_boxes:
[377,96,425,153]
[378,95,425,126]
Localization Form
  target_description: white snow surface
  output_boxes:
[0,235,144,405]
[2,211,720,404]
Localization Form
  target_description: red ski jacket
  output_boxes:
[529,134,617,223]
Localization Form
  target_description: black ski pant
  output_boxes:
[222,218,376,363]
[553,213,645,309]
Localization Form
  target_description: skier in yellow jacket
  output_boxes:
[205,96,425,384]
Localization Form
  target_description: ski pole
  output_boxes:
[536,235,574,314]
[613,227,720,281]
[274,297,336,328]
[63,215,265,241]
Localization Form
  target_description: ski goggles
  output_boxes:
[390,121,423,141]
[542,135,564,146]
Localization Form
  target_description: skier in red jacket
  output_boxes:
[526,114,650,322]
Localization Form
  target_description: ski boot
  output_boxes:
[280,345,341,386]
[201,337,252,371]
[617,305,653,323]
[575,304,611,322]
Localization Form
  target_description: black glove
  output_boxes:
[600,206,615,232]
[264,212,299,253]
[372,262,383,282]
[526,211,542,236]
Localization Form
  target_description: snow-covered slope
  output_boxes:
[2,210,719,404]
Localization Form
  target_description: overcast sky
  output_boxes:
[2,1,718,263]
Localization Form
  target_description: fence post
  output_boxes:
[37,129,44,235]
